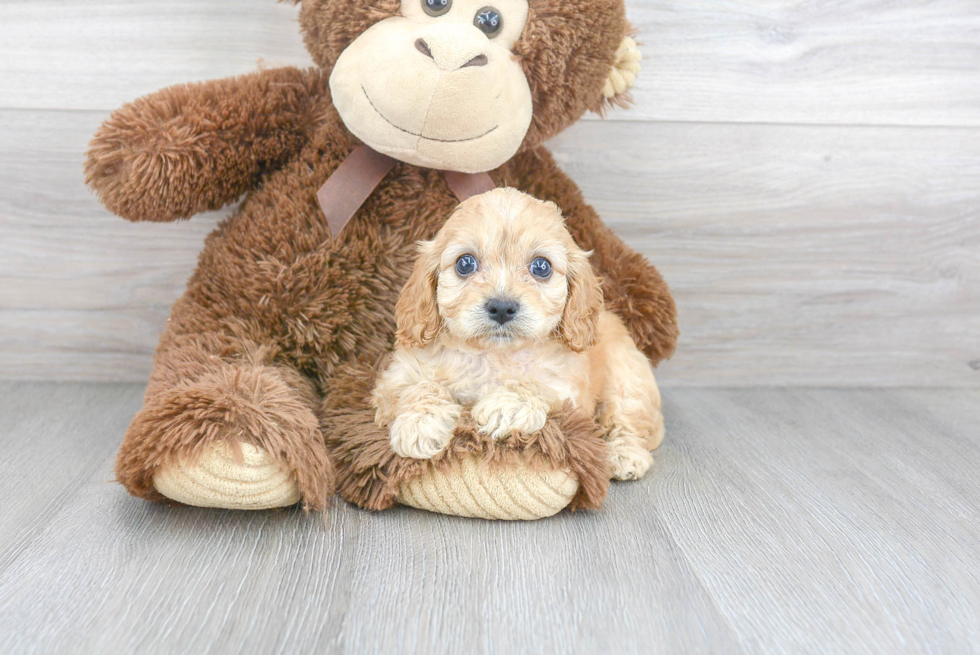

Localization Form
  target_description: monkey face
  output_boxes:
[298,0,636,172]
[329,0,533,173]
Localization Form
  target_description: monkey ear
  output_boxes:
[599,36,642,109]
[395,241,442,349]
[560,250,604,352]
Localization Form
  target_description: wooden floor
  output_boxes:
[2,382,978,654]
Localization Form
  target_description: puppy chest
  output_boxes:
[440,349,586,405]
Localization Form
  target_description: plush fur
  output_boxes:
[85,0,679,512]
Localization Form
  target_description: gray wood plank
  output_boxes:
[0,389,738,655]
[2,0,979,126]
[653,388,980,654]
[335,501,740,655]
[631,0,980,126]
[0,381,144,575]
[3,110,978,386]
[549,120,980,387]
[0,109,222,382]
[0,0,314,112]
[2,384,979,654]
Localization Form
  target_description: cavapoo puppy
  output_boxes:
[372,188,664,480]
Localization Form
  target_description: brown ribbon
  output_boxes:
[441,169,498,202]
[316,145,397,238]
[316,145,497,237]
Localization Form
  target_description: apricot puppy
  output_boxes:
[372,188,664,480]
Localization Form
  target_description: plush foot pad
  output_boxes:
[153,441,301,510]
[396,455,579,520]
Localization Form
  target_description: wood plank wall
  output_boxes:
[1,0,978,386]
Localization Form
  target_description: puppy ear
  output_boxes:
[395,241,442,348]
[560,249,604,352]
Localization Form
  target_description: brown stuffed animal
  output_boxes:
[85,0,678,516]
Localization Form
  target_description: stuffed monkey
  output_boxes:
[85,0,677,517]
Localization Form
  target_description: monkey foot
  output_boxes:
[396,454,579,520]
[153,441,301,510]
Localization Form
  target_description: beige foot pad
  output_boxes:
[153,441,301,510]
[396,455,579,520]
[603,36,642,99]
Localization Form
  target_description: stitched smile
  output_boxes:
[362,86,499,143]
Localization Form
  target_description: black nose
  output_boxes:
[486,298,519,325]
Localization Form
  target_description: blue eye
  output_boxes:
[530,257,552,279]
[455,254,478,276]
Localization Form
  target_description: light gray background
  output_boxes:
[2,0,978,385]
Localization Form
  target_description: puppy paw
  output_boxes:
[389,402,462,459]
[473,388,549,440]
[607,440,654,481]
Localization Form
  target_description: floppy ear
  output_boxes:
[395,241,442,348]
[560,249,604,352]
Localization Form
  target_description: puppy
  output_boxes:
[372,188,664,480]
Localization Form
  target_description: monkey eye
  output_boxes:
[455,254,479,277]
[422,0,452,17]
[529,257,552,279]
[474,7,503,37]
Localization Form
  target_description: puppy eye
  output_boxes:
[455,254,479,277]
[423,0,452,17]
[529,257,552,279]
[474,7,503,37]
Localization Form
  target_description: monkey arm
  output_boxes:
[85,67,327,222]
[500,149,679,365]
[565,201,679,365]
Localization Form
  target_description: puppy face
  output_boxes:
[396,188,603,351]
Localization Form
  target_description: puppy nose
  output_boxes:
[486,298,519,325]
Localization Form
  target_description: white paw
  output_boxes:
[608,441,654,481]
[389,403,462,459]
[473,389,549,440]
